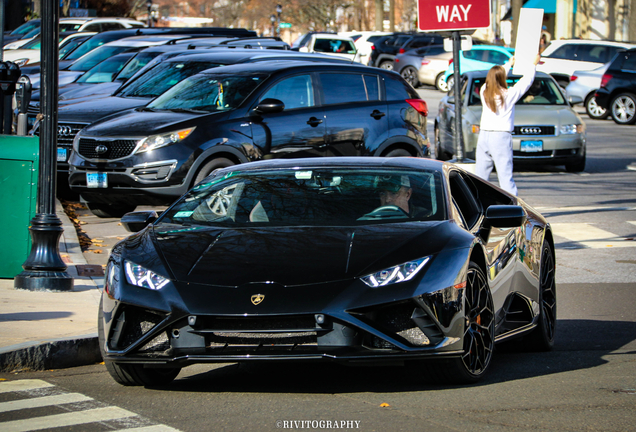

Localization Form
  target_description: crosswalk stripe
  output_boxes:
[112,425,182,432]
[0,380,54,394]
[551,223,636,248]
[536,206,636,213]
[0,393,92,413]
[628,221,636,226]
[2,406,137,432]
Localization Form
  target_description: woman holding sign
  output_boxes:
[475,54,541,196]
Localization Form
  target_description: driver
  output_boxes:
[377,175,413,215]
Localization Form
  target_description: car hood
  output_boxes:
[58,96,151,124]
[141,221,458,287]
[81,108,218,137]
[467,104,582,124]
[58,82,122,100]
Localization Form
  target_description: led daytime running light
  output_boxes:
[124,261,169,290]
[361,257,430,288]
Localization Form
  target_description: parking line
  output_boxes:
[0,380,54,394]
[2,406,137,432]
[551,223,636,248]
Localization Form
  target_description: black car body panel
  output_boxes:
[369,33,445,68]
[68,62,430,207]
[99,157,554,382]
[594,48,636,124]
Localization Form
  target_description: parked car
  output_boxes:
[594,48,636,125]
[538,39,636,88]
[67,61,429,217]
[393,44,446,88]
[33,50,364,192]
[58,17,146,32]
[98,156,556,386]
[369,32,445,70]
[443,45,514,91]
[418,50,453,91]
[2,32,93,67]
[565,63,610,119]
[2,19,40,46]
[340,31,391,65]
[435,70,586,172]
[294,33,360,62]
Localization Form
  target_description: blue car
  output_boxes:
[444,46,514,90]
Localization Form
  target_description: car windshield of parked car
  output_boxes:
[157,168,446,228]
[147,73,267,113]
[115,51,163,81]
[68,45,133,72]
[313,38,356,54]
[468,77,566,106]
[116,61,223,98]
[9,20,40,36]
[76,53,135,83]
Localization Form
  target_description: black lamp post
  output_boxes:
[276,4,282,37]
[14,0,73,291]
[147,0,153,28]
[270,14,276,37]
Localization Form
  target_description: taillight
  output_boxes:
[570,75,578,82]
[600,73,613,88]
[538,61,545,65]
[449,58,454,65]
[421,59,431,66]
[398,48,405,54]
[406,99,428,117]
[371,46,375,50]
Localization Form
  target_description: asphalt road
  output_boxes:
[2,86,634,432]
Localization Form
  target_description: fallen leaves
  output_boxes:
[380,403,390,408]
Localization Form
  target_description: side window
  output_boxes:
[487,51,509,65]
[314,38,354,54]
[547,44,576,59]
[102,23,123,31]
[385,74,413,100]
[260,74,314,110]
[449,171,481,229]
[622,52,636,71]
[82,23,100,32]
[463,50,478,60]
[320,73,367,104]
[576,44,608,63]
[408,39,431,49]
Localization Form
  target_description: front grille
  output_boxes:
[512,125,555,136]
[109,306,165,350]
[34,122,87,147]
[79,138,138,159]
[196,315,317,332]
[513,150,553,158]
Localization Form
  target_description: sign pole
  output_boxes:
[452,30,464,163]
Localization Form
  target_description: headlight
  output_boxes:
[124,260,169,290]
[13,58,30,67]
[560,124,585,134]
[361,257,430,288]
[135,127,195,154]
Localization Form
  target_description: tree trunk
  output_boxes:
[375,0,383,30]
[511,0,522,46]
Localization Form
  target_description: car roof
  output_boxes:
[195,60,379,76]
[103,35,194,46]
[164,49,354,64]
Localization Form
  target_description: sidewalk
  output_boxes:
[0,200,104,372]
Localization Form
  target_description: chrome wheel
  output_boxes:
[435,73,449,92]
[611,93,636,125]
[460,265,495,377]
[585,95,608,119]
[446,75,454,92]
[379,61,393,70]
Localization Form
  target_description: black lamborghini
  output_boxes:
[99,157,556,386]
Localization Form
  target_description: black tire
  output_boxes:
[610,92,636,125]
[400,66,419,88]
[565,152,586,173]
[193,157,234,186]
[585,94,609,120]
[86,202,137,218]
[411,262,495,384]
[525,242,556,351]
[379,60,393,70]
[98,299,181,386]
[434,126,450,161]
[385,148,411,157]
[435,72,449,92]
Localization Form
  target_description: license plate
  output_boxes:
[520,140,543,152]
[57,148,67,162]
[87,172,107,188]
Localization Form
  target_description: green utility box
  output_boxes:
[0,135,39,278]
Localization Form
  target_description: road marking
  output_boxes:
[629,221,636,226]
[0,380,54,393]
[551,223,636,248]
[0,393,92,413]
[536,205,636,213]
[2,406,137,432]
[112,426,182,432]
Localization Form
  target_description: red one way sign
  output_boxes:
[417,0,491,32]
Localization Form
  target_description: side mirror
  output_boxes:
[254,98,285,114]
[121,210,158,232]
[485,205,526,228]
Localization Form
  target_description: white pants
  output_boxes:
[475,130,517,196]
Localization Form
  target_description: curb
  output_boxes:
[0,334,101,372]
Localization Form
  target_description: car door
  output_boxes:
[318,72,388,156]
[439,76,469,156]
[250,73,327,158]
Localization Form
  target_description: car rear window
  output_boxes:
[313,38,356,54]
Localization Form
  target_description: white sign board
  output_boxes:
[443,36,473,52]
[512,8,544,75]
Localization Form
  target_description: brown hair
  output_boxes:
[483,65,508,113]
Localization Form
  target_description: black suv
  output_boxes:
[68,61,430,217]
[595,48,636,124]
[369,32,445,70]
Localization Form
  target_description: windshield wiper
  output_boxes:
[169,108,209,114]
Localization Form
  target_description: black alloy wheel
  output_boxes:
[585,94,609,120]
[526,242,557,350]
[610,93,636,125]
[401,66,419,88]
[98,299,181,386]
[87,202,137,218]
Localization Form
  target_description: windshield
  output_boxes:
[468,77,566,106]
[77,53,135,83]
[158,168,446,228]
[117,61,223,98]
[115,51,162,80]
[69,45,133,72]
[10,21,40,36]
[64,32,125,61]
[147,73,267,112]
[59,36,90,58]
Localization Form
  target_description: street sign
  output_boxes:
[417,0,491,32]
[279,22,292,29]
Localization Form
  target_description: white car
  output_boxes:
[565,63,610,119]
[3,32,96,67]
[340,31,391,65]
[296,33,361,63]
[538,39,635,87]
